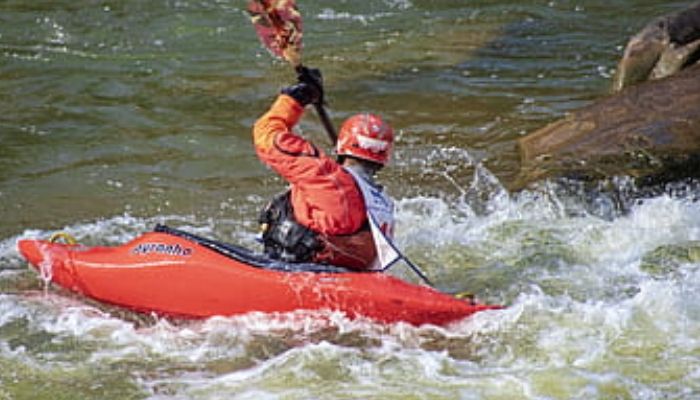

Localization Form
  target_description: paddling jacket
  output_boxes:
[253,94,382,270]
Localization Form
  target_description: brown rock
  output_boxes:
[613,2,700,91]
[515,63,700,189]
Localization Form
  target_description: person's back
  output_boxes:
[252,69,395,270]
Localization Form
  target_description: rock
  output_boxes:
[515,63,700,190]
[613,2,700,91]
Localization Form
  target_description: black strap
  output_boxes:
[258,191,321,262]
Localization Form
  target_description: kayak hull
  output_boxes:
[17,229,499,326]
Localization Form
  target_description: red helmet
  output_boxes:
[336,113,394,166]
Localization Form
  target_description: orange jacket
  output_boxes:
[253,94,367,236]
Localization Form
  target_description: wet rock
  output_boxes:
[514,63,700,191]
[613,2,700,91]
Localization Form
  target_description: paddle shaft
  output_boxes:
[400,255,434,287]
[312,101,337,144]
[292,65,337,144]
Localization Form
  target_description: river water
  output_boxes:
[2,1,700,399]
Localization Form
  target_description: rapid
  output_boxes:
[1,1,699,399]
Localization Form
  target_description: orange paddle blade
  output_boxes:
[247,0,303,65]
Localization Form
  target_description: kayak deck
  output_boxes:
[152,224,352,273]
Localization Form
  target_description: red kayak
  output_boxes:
[17,225,499,326]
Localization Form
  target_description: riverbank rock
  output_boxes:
[512,3,700,192]
[514,63,700,191]
[613,2,700,91]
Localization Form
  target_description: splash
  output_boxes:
[37,244,53,293]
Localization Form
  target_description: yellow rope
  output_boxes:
[48,232,77,245]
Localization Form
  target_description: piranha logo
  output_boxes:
[131,243,193,257]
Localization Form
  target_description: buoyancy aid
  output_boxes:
[258,190,377,269]
[259,168,396,271]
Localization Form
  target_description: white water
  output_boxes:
[2,179,699,399]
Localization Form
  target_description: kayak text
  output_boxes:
[131,243,193,257]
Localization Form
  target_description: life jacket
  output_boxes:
[259,168,396,271]
[258,190,378,269]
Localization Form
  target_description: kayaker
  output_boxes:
[253,68,396,271]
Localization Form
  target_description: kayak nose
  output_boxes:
[17,238,81,291]
[17,239,46,268]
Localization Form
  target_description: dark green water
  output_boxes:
[2,1,700,399]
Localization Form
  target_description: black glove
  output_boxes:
[281,82,321,106]
[280,66,324,107]
[297,66,324,103]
